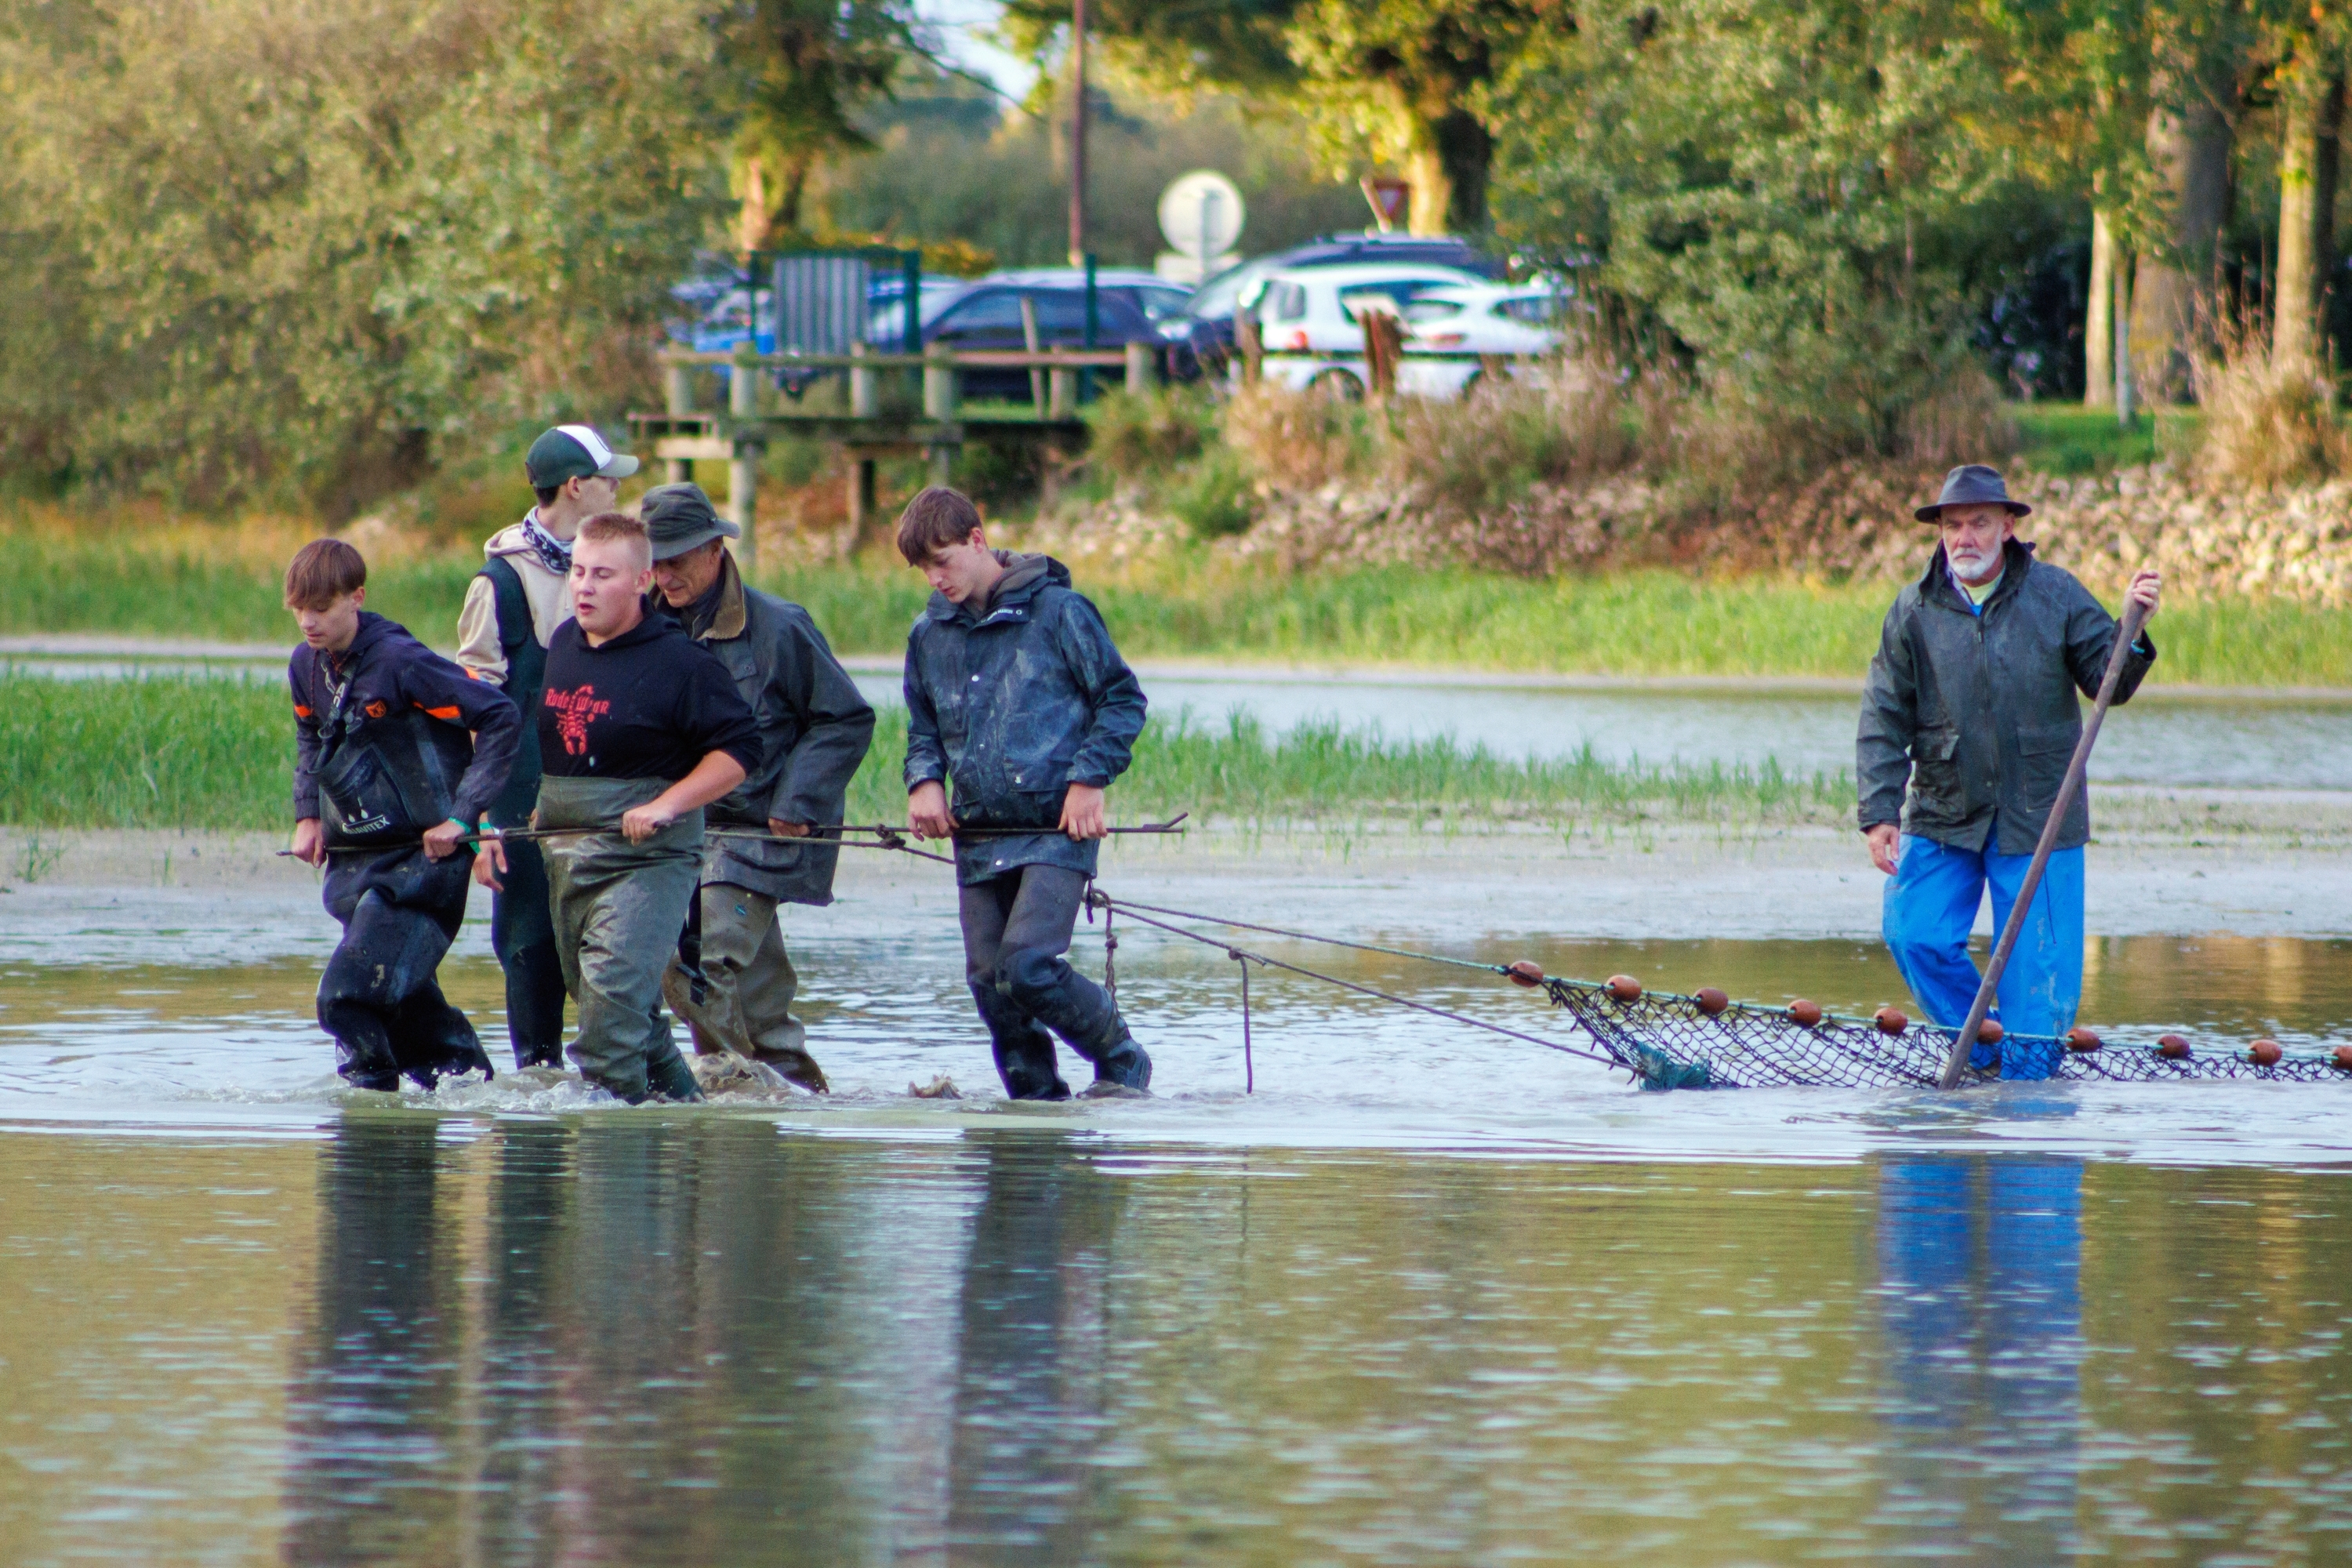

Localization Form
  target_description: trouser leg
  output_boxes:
[993,866,1151,1091]
[319,890,486,1091]
[1982,845,2085,1080]
[662,884,826,1091]
[546,842,703,1106]
[961,875,1067,1100]
[1883,835,2002,1071]
[490,835,567,1069]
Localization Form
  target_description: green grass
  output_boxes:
[0,675,1849,832]
[2013,403,2201,476]
[7,519,2350,688]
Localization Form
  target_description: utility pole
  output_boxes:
[1068,0,1087,267]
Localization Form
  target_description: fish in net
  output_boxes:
[1538,975,2350,1091]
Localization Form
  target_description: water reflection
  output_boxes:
[1875,1156,2083,1559]
[283,1117,462,1564]
[946,1134,1126,1562]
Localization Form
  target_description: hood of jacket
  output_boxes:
[926,551,1069,624]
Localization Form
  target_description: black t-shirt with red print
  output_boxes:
[538,612,760,782]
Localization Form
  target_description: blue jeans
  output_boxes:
[1883,834,2083,1080]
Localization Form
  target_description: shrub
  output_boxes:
[2192,314,2349,488]
[1084,387,1216,476]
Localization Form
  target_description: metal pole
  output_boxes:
[1935,598,2149,1089]
[1081,252,1098,404]
[1068,0,1087,267]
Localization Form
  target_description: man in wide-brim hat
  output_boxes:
[1857,464,2161,1078]
[640,482,876,1093]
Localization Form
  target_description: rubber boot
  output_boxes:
[644,1042,707,1104]
[1087,1030,1152,1094]
[971,982,1070,1101]
[334,1039,402,1094]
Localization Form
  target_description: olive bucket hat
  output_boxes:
[1915,463,2031,522]
[638,482,742,561]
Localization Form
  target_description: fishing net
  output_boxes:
[1540,978,2347,1091]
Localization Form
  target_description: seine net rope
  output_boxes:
[1540,978,2344,1090]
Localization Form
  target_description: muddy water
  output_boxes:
[5,876,2352,1560]
[5,1125,2352,1564]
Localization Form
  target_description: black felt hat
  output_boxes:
[1915,463,2031,522]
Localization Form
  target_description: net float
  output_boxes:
[2158,1033,2191,1060]
[1976,1019,2005,1045]
[2334,1045,2352,1072]
[2064,1026,2101,1053]
[2249,1038,2284,1067]
[1788,998,1823,1027]
[1693,987,1730,1016]
[1505,960,1544,988]
[1605,975,1644,1004]
[1874,1007,1907,1036]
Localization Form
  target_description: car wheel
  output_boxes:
[1307,368,1364,402]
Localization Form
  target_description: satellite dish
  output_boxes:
[1159,171,1246,263]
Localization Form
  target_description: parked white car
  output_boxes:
[1388,281,1573,397]
[1242,263,1488,399]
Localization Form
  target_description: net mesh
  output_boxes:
[1540,979,2344,1091]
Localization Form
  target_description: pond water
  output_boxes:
[5,876,2352,1561]
[5,1123,2352,1564]
[11,653,2352,789]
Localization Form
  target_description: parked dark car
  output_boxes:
[902,282,1161,403]
[1159,234,1508,379]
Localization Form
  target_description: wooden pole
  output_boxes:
[1935,598,2150,1089]
[728,350,759,569]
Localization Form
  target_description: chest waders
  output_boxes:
[535,775,706,1104]
[307,661,492,1092]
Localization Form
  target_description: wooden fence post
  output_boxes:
[1124,339,1153,394]
[728,350,760,569]
[664,361,695,484]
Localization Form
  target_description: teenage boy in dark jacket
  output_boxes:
[285,539,522,1092]
[897,486,1152,1100]
[476,513,760,1105]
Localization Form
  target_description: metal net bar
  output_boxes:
[1538,980,2347,1090]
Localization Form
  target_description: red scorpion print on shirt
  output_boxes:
[543,684,612,757]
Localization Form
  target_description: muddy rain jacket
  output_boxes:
[903,554,1148,884]
[681,551,876,906]
[1857,539,2155,856]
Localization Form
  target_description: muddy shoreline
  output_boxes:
[5,802,2349,949]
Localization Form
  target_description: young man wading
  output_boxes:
[475,514,760,1104]
[1859,465,2161,1078]
[285,539,522,1091]
[641,483,876,1093]
[456,424,638,1069]
[898,487,1154,1100]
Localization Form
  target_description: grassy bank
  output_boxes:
[5,516,2348,687]
[0,675,1849,833]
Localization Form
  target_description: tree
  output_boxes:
[1002,0,1552,234]
[2269,23,2345,368]
[719,0,916,254]
[1490,0,2078,457]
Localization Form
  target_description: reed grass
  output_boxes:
[2,675,1849,832]
[5,510,2347,688]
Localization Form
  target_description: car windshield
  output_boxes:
[865,287,967,343]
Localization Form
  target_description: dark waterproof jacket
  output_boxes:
[903,554,1148,884]
[682,552,877,906]
[292,612,521,837]
[1857,539,2155,855]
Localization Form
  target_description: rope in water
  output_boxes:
[1080,887,1623,1076]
